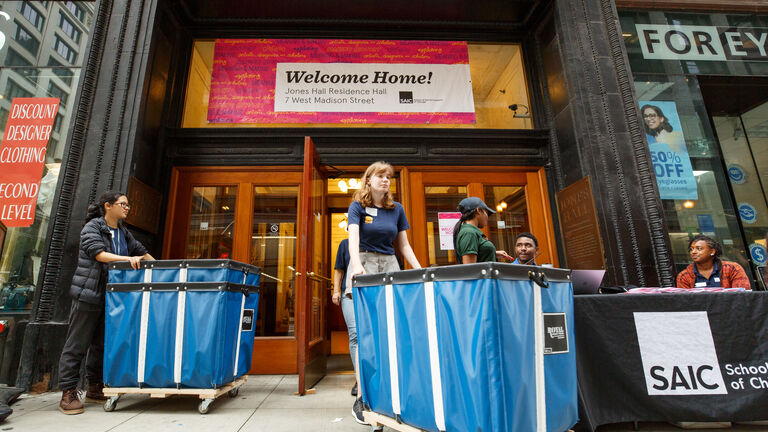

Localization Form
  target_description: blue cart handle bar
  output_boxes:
[352,262,570,287]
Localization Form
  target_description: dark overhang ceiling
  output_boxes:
[172,0,548,38]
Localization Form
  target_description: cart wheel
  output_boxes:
[198,398,214,414]
[227,387,239,398]
[103,396,119,412]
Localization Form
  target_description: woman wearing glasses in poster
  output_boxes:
[58,191,154,415]
[641,104,686,154]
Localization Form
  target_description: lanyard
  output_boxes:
[111,227,121,255]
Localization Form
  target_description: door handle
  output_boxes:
[308,271,332,282]
[287,265,301,277]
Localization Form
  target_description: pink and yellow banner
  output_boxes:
[208,39,475,124]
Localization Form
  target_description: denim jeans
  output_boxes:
[341,295,357,375]
[343,251,399,373]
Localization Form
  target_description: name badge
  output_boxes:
[695,282,707,287]
[365,207,378,217]
[714,277,720,282]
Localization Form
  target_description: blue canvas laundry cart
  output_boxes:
[353,262,577,432]
[103,259,260,414]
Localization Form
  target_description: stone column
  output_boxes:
[18,0,160,390]
[538,0,675,287]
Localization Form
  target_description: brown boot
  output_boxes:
[59,388,84,415]
[85,382,107,403]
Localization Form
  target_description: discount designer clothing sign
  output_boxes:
[0,98,59,227]
[208,39,475,124]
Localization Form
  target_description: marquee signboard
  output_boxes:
[636,24,768,62]
[208,39,475,125]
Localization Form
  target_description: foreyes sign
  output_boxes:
[636,24,768,62]
[208,39,475,124]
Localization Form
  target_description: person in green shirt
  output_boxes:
[453,197,513,264]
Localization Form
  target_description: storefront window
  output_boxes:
[632,73,750,278]
[182,40,532,129]
[621,10,768,285]
[0,1,95,311]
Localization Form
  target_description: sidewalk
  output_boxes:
[4,374,369,432]
[3,374,767,432]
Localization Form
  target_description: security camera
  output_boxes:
[508,103,530,119]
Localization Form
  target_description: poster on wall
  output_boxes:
[639,100,698,200]
[437,212,461,250]
[208,39,475,124]
[0,98,59,227]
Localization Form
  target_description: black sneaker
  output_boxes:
[352,397,368,425]
[351,382,358,397]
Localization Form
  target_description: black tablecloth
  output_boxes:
[574,292,768,431]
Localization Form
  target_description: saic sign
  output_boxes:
[636,24,768,62]
[634,311,728,396]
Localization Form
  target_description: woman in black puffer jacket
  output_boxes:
[57,191,154,415]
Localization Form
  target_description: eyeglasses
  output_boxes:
[643,113,658,119]
[115,202,131,209]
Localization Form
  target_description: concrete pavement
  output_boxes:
[2,374,767,431]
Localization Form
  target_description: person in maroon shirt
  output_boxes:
[676,235,751,290]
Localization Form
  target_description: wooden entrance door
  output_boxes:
[406,167,558,267]
[296,137,329,394]
[164,166,310,375]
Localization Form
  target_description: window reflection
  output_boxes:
[251,186,299,337]
[424,186,467,266]
[0,1,93,310]
[484,186,528,255]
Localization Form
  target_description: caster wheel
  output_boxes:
[228,387,239,398]
[103,396,119,412]
[198,398,214,414]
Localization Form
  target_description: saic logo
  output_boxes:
[634,312,727,395]
[399,91,413,104]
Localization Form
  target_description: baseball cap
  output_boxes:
[458,197,496,214]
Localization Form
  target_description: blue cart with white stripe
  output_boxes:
[103,260,260,414]
[352,263,577,432]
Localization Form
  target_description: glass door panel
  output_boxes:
[186,186,237,259]
[424,185,467,266]
[250,186,299,337]
[309,168,326,343]
[714,100,768,286]
[484,186,528,256]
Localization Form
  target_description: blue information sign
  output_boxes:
[738,202,758,224]
[750,243,767,265]
[697,214,715,236]
[728,165,746,184]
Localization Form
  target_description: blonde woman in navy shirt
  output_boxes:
[347,161,421,423]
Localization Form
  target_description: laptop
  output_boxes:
[571,269,606,295]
